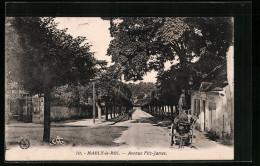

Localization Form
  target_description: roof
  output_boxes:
[199,82,213,91]
[192,64,228,92]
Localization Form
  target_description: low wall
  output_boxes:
[50,106,91,121]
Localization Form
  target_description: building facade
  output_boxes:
[190,62,233,139]
[191,86,232,138]
[6,82,44,124]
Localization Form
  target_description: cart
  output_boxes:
[170,115,197,148]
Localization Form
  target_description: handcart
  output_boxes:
[170,114,197,148]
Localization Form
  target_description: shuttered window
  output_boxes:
[196,99,200,115]
[194,99,201,115]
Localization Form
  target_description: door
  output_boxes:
[208,102,216,131]
[209,109,212,130]
[23,96,33,123]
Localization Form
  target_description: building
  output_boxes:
[6,82,44,124]
[190,63,233,139]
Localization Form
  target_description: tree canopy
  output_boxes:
[104,17,233,82]
[103,17,233,111]
[8,17,96,94]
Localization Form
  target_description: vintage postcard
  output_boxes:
[5,16,234,161]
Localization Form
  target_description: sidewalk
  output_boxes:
[140,111,233,149]
[55,115,113,127]
[6,115,118,128]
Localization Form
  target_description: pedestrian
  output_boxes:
[178,89,186,112]
[128,111,132,120]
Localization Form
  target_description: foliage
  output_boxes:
[104,17,233,108]
[5,18,24,82]
[8,17,96,94]
[95,65,133,107]
[127,82,156,106]
[105,17,232,82]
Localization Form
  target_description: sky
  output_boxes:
[54,17,158,83]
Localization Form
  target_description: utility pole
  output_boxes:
[93,81,95,124]
[96,86,101,123]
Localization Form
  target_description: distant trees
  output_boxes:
[95,65,133,119]
[127,82,156,106]
[7,17,96,142]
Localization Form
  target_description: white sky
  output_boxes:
[54,17,158,83]
[54,17,113,65]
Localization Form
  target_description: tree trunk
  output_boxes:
[170,105,174,123]
[113,106,116,117]
[43,90,51,142]
[175,104,179,117]
[162,106,165,118]
[105,106,108,120]
[159,106,162,118]
[158,106,160,118]
[160,106,163,118]
[97,103,102,123]
[119,106,122,115]
[110,106,113,119]
[167,106,170,116]
[162,106,164,118]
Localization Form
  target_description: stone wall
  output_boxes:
[50,106,91,121]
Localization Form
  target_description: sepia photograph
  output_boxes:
[5,16,234,161]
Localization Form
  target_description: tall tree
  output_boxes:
[104,17,232,80]
[104,17,233,110]
[8,17,96,142]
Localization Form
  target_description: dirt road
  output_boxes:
[5,108,234,161]
[113,108,170,147]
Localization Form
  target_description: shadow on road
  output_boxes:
[131,117,157,124]
[131,116,172,129]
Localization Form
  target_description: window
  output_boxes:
[196,99,200,115]
[209,102,216,110]
[193,99,200,116]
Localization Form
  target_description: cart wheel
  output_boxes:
[179,137,182,148]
